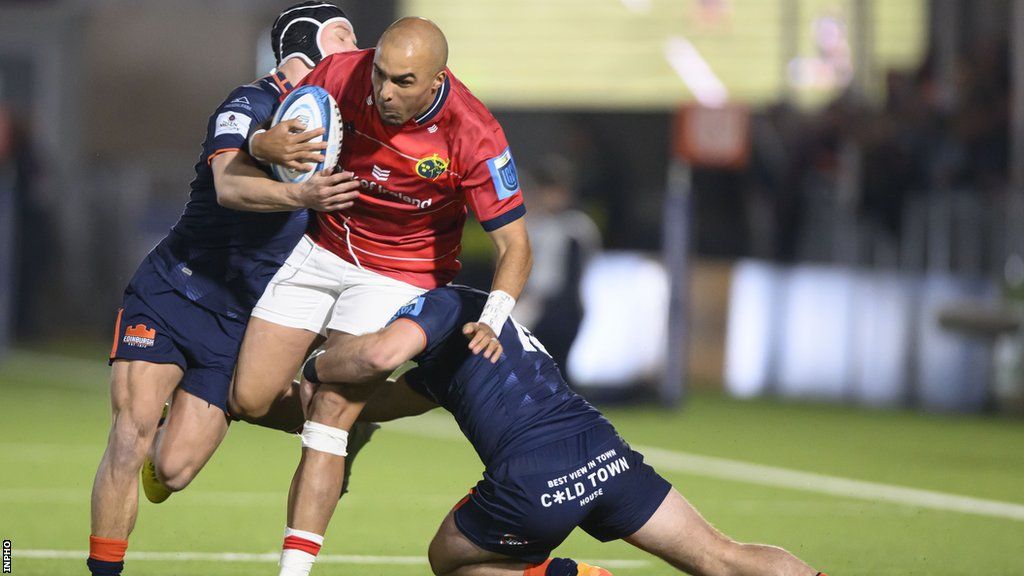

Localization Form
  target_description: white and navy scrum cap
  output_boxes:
[271,1,352,67]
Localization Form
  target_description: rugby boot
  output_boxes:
[141,456,171,504]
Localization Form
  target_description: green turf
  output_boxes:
[2,350,1023,575]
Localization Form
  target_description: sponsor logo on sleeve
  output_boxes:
[486,148,520,200]
[397,296,426,318]
[225,96,254,112]
[214,111,252,138]
[123,324,157,348]
[415,154,449,181]
[388,296,427,325]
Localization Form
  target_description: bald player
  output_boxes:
[229,17,532,576]
[231,16,528,428]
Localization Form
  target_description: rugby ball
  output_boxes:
[270,85,343,184]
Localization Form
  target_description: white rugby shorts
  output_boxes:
[252,235,427,336]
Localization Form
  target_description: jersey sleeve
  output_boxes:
[207,85,276,164]
[388,289,463,359]
[459,124,526,232]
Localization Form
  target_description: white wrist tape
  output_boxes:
[249,128,268,163]
[478,290,516,336]
[300,420,348,457]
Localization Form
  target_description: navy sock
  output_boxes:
[546,557,579,576]
[87,557,124,576]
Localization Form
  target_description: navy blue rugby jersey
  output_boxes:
[148,70,308,318]
[392,286,607,467]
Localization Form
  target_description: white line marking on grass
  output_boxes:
[635,445,1024,522]
[12,352,1024,523]
[16,550,650,569]
[387,413,1024,522]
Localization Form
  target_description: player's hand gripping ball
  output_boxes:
[270,85,343,183]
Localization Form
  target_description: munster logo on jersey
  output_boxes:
[416,154,449,180]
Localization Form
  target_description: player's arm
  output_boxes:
[460,137,533,360]
[486,217,532,301]
[463,218,532,361]
[211,151,359,213]
[249,52,349,170]
[248,119,328,171]
[307,319,427,385]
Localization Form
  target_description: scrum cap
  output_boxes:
[271,2,352,67]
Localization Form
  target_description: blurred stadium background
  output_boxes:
[1,0,1023,574]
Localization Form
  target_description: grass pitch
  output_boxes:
[2,349,1023,575]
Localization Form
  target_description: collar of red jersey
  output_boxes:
[413,74,451,126]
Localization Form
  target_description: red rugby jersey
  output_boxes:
[298,49,525,289]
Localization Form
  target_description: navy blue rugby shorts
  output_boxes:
[453,423,672,564]
[108,255,248,413]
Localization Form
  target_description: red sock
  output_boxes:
[87,536,128,575]
[279,527,324,576]
[88,536,127,563]
[283,533,323,556]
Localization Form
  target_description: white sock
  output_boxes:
[278,527,324,576]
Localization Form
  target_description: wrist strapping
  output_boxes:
[478,290,515,336]
[248,128,268,163]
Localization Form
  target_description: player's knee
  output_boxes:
[426,538,454,576]
[107,414,157,468]
[226,391,248,419]
[153,456,199,493]
[427,523,471,576]
[427,558,450,576]
[309,385,356,421]
[227,386,269,421]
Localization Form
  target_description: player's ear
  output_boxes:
[432,70,445,92]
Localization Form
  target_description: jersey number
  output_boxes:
[512,319,551,357]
